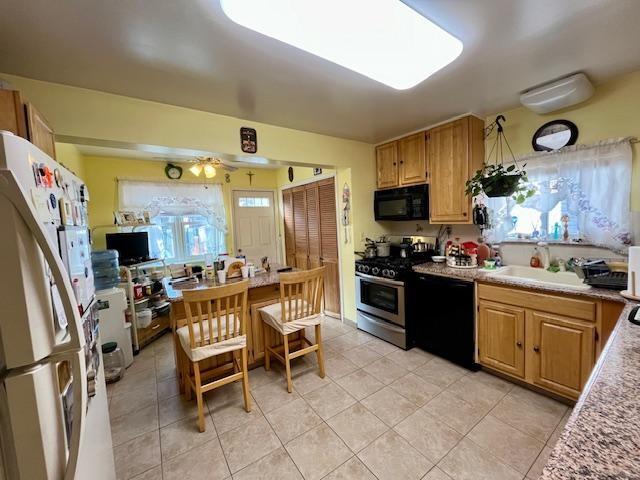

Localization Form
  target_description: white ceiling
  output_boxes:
[1,0,640,143]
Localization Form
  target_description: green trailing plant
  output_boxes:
[466,163,535,204]
[465,115,535,204]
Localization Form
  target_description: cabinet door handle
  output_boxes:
[533,345,540,352]
[400,160,404,164]
[516,341,522,348]
[462,212,467,217]
[393,162,397,166]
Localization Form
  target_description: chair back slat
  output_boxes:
[182,281,249,349]
[279,267,325,323]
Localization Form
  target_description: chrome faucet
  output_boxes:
[537,242,551,270]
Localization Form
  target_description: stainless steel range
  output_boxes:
[355,245,434,349]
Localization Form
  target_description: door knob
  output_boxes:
[516,341,522,347]
[533,345,540,352]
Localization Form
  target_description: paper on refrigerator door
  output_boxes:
[51,283,68,330]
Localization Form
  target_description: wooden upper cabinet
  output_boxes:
[428,116,484,224]
[376,133,427,189]
[25,103,56,160]
[398,132,427,185]
[0,92,57,159]
[375,141,399,189]
[478,300,525,379]
[528,310,595,400]
[0,90,27,138]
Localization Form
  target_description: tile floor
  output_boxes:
[107,316,571,480]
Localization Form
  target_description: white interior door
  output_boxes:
[232,190,278,265]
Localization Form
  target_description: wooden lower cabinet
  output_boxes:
[478,301,525,378]
[527,310,595,399]
[477,283,621,401]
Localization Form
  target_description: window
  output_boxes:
[238,196,270,207]
[485,138,633,249]
[141,214,226,262]
[118,180,228,262]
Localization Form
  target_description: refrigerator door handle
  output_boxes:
[0,169,85,352]
[52,349,88,480]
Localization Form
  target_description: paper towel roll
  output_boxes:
[627,246,640,296]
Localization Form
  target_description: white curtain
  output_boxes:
[118,180,228,233]
[485,138,633,250]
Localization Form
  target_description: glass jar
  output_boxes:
[102,341,125,383]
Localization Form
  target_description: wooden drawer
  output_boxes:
[138,313,170,346]
[477,283,597,322]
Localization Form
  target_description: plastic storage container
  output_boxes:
[137,308,153,328]
[92,250,121,290]
[102,341,125,383]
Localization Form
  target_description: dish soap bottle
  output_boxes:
[530,247,541,268]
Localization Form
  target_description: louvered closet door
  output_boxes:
[318,178,341,315]
[282,190,296,267]
[305,183,322,269]
[292,186,309,269]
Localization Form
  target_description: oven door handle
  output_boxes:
[358,312,405,333]
[356,272,405,287]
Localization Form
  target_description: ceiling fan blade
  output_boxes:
[219,164,238,172]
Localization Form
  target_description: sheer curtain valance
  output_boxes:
[118,180,228,233]
[485,137,633,250]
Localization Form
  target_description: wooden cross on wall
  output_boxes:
[246,171,254,185]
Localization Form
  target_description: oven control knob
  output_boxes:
[371,267,380,275]
[388,270,396,278]
[381,269,389,277]
[362,265,370,273]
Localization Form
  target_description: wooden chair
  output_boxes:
[177,281,251,432]
[259,267,326,393]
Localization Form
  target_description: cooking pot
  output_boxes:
[376,241,391,257]
[364,244,377,258]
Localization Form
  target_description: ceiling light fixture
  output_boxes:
[203,164,217,178]
[219,0,463,90]
[189,163,203,176]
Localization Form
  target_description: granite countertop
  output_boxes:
[413,262,625,302]
[413,261,640,478]
[542,302,640,479]
[163,266,289,302]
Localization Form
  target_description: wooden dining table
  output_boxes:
[163,267,301,371]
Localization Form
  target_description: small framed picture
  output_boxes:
[121,211,137,224]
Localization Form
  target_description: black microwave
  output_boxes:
[374,184,429,221]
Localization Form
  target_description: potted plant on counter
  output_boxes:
[465,115,535,204]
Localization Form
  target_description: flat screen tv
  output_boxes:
[106,232,151,266]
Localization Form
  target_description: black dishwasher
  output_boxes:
[411,273,478,370]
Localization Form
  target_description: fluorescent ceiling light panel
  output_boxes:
[220,0,463,90]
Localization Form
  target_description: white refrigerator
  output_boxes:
[0,131,116,479]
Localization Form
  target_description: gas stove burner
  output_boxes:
[356,252,435,281]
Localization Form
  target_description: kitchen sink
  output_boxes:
[486,265,591,290]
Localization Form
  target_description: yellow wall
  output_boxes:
[0,73,381,320]
[486,69,640,211]
[55,142,85,179]
[275,166,336,187]
[82,154,279,254]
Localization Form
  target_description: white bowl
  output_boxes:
[432,256,446,263]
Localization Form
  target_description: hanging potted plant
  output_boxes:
[465,115,535,204]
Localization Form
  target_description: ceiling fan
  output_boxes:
[188,156,238,178]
